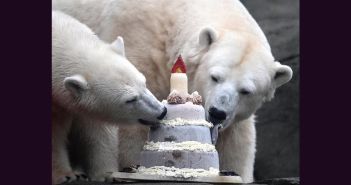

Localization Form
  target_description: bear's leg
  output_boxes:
[216,115,256,183]
[117,124,149,170]
[52,113,76,184]
[73,118,119,182]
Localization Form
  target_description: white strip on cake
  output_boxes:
[137,166,219,178]
[160,118,213,127]
[144,141,216,152]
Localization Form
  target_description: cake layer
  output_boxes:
[160,118,213,127]
[149,125,212,144]
[140,150,219,169]
[163,102,205,120]
[137,166,219,178]
[143,141,216,152]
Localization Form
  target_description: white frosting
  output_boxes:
[192,91,200,96]
[143,141,216,152]
[137,166,219,178]
[160,118,213,127]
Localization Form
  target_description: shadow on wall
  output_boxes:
[240,0,300,180]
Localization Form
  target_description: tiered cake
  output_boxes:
[138,56,219,178]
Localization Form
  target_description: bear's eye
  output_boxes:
[211,75,219,83]
[125,96,138,104]
[239,89,251,95]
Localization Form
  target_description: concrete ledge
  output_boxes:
[62,177,300,185]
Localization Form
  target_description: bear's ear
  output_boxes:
[111,36,125,56]
[199,27,218,48]
[273,62,293,88]
[64,75,89,97]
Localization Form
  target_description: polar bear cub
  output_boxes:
[52,11,166,184]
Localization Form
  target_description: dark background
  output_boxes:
[240,0,299,180]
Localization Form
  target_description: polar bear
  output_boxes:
[53,0,293,182]
[52,11,167,184]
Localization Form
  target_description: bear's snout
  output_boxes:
[157,107,167,120]
[209,106,227,124]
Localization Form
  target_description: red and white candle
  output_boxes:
[170,55,188,96]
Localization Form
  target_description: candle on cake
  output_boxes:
[170,55,188,96]
[167,55,202,105]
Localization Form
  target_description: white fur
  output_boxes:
[52,10,165,184]
[53,0,293,182]
[111,36,125,56]
[217,116,257,182]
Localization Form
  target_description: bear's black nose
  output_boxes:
[157,107,167,120]
[209,107,227,121]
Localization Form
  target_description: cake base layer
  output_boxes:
[149,125,212,144]
[137,166,219,178]
[140,150,219,169]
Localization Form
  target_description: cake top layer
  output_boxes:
[161,101,207,121]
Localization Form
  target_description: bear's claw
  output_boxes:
[88,172,114,182]
[52,170,77,184]
[74,171,88,181]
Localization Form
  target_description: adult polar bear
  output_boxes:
[54,0,293,182]
[52,11,167,184]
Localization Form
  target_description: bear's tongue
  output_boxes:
[210,124,223,145]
